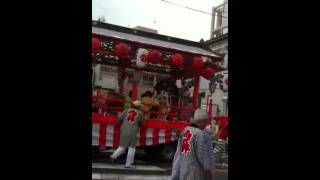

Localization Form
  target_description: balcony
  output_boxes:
[212,25,228,38]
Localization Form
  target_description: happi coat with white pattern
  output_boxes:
[118,108,144,148]
[172,126,215,180]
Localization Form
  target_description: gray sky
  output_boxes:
[92,0,224,42]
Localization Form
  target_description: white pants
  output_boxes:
[110,146,136,166]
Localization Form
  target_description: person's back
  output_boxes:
[174,126,206,180]
[118,108,144,147]
[111,101,145,168]
[172,109,214,180]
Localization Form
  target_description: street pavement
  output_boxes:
[92,149,228,180]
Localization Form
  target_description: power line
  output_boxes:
[159,0,228,19]
[93,1,109,19]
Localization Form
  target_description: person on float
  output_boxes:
[110,100,144,168]
[141,90,159,119]
[156,89,169,120]
[172,108,215,180]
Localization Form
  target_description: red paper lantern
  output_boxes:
[192,57,204,73]
[202,67,215,80]
[114,42,130,58]
[170,53,184,69]
[147,50,162,64]
[92,37,101,51]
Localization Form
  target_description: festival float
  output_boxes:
[92,21,227,160]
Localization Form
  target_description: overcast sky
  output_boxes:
[92,0,224,42]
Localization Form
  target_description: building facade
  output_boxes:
[209,0,228,68]
[199,0,228,116]
[210,0,228,39]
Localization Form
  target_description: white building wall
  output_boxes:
[199,71,228,116]
[204,0,228,116]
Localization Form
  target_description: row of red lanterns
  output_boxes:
[92,37,215,79]
[92,37,101,51]
[114,42,130,58]
[171,55,215,80]
[92,37,131,58]
[92,37,163,63]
